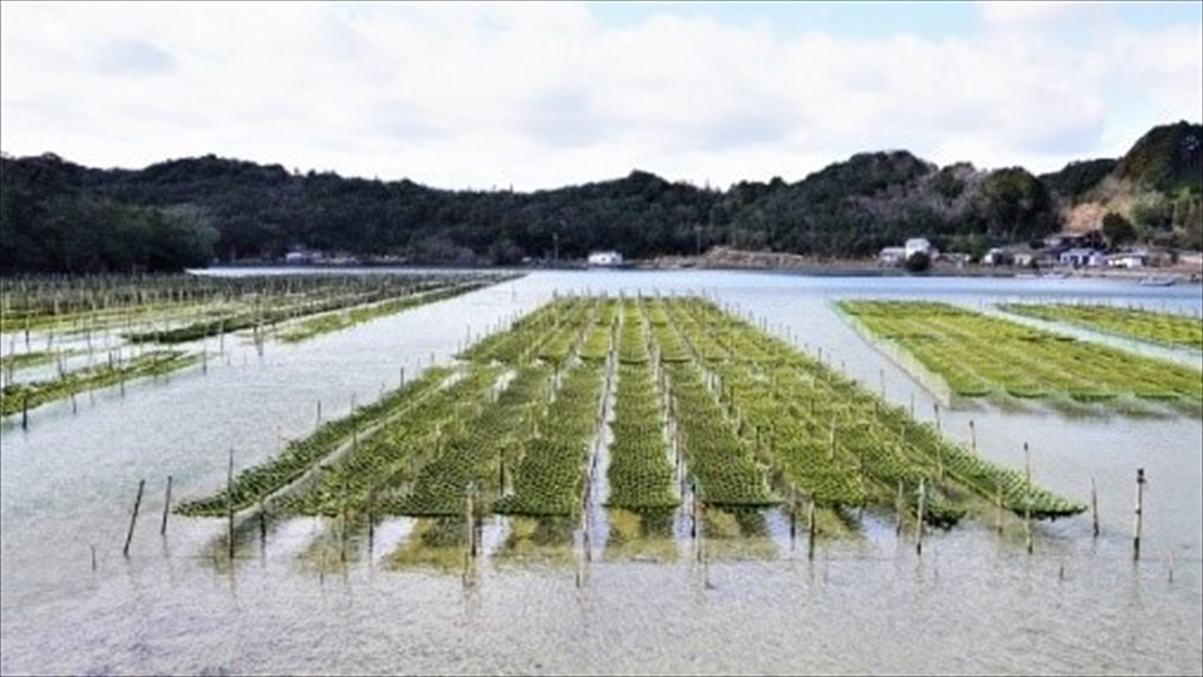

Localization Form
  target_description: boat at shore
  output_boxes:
[1138,275,1177,287]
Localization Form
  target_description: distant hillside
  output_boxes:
[2,121,1200,275]
[1041,121,1203,245]
[1115,120,1203,193]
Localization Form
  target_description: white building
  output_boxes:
[1108,253,1146,269]
[904,238,935,260]
[1059,248,1105,268]
[587,250,624,267]
[878,246,907,266]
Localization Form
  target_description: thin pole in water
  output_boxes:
[916,478,925,556]
[808,499,817,561]
[1091,476,1099,539]
[1024,442,1033,555]
[123,479,145,558]
[789,483,798,547]
[160,475,173,536]
[227,449,235,560]
[259,493,267,545]
[1133,468,1146,561]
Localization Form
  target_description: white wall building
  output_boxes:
[904,238,934,260]
[587,250,624,267]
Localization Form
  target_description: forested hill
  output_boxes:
[2,121,1200,275]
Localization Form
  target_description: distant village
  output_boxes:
[270,231,1200,281]
[878,231,1198,276]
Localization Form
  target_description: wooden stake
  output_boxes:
[896,479,904,537]
[160,475,173,536]
[90,544,97,572]
[789,483,798,545]
[969,419,976,453]
[227,449,235,560]
[259,494,267,544]
[807,499,817,561]
[916,478,925,556]
[996,480,1003,535]
[1090,476,1099,539]
[123,479,145,557]
[1133,468,1145,561]
[339,484,348,564]
[1024,442,1033,555]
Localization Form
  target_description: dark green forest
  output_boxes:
[2,121,1199,275]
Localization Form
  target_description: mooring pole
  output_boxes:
[259,493,267,544]
[916,478,925,556]
[996,481,1003,535]
[1133,468,1146,561]
[1024,442,1033,555]
[969,419,976,453]
[227,449,235,560]
[1091,476,1099,539]
[123,479,146,557]
[896,479,904,537]
[160,475,173,536]
[808,499,817,561]
[789,483,798,546]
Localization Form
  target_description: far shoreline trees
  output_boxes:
[1,121,1199,275]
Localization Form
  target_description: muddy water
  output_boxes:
[2,270,1200,676]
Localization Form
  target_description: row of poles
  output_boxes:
[112,462,1152,574]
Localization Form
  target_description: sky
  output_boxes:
[1,1,1200,192]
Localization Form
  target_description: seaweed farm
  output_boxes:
[999,301,1203,352]
[3,270,1200,677]
[837,299,1203,414]
[0,271,516,420]
[177,295,1084,568]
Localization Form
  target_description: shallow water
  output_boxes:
[2,270,1201,676]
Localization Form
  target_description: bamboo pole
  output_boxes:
[227,449,235,560]
[916,478,925,556]
[896,479,904,537]
[259,493,267,544]
[789,483,798,546]
[996,480,1003,535]
[1133,468,1146,561]
[123,479,145,557]
[1024,442,1033,555]
[807,499,817,561]
[160,475,173,536]
[1091,477,1099,539]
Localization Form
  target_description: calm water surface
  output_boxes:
[2,270,1200,676]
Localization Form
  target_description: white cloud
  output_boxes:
[1,1,1199,190]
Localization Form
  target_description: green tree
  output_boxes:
[1102,212,1137,248]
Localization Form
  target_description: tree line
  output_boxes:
[2,121,1198,275]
